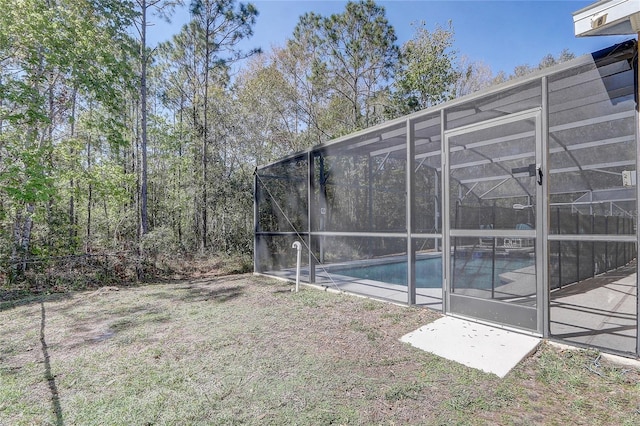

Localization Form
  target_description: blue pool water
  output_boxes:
[329,256,532,289]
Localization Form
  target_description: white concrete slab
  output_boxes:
[401,316,541,378]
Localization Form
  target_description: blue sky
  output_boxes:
[150,0,631,75]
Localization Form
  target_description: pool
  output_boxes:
[328,256,533,289]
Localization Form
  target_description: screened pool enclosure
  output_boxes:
[254,41,639,357]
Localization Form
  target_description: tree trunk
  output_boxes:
[201,25,210,254]
[140,0,149,236]
[177,93,184,245]
[20,204,34,270]
[69,88,78,250]
[86,133,92,253]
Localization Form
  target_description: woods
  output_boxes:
[0,0,573,288]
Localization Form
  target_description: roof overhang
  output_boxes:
[574,0,640,36]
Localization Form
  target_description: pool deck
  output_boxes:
[264,267,443,309]
[550,264,637,354]
[260,260,638,356]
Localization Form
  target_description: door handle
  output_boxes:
[536,165,543,186]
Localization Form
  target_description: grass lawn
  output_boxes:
[1,275,639,425]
